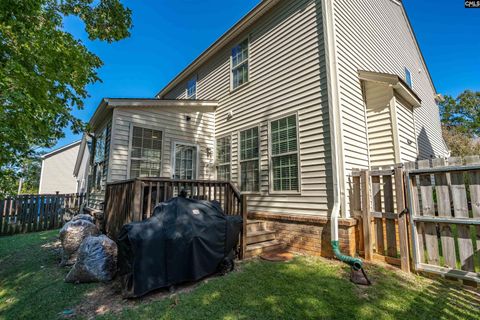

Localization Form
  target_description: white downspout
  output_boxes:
[322,0,362,270]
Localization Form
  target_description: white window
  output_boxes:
[130,126,163,178]
[270,115,299,192]
[216,136,231,181]
[187,76,197,99]
[231,39,249,90]
[405,67,412,88]
[173,143,198,180]
[239,127,259,192]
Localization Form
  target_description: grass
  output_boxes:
[0,230,98,320]
[1,232,479,320]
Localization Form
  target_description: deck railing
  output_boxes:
[104,178,248,259]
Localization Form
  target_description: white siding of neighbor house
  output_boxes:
[396,97,418,163]
[333,0,447,173]
[109,107,215,182]
[39,144,80,194]
[163,0,331,216]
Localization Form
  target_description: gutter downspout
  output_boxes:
[322,0,362,271]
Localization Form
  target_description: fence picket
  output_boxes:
[417,160,439,265]
[372,175,384,255]
[432,158,456,268]
[449,157,475,271]
[465,156,480,272]
[383,175,396,257]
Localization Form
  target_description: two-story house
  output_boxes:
[80,0,448,257]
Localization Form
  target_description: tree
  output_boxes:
[440,90,480,157]
[440,90,480,136]
[442,126,480,158]
[0,0,132,197]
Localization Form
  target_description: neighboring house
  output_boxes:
[39,141,82,194]
[80,0,449,256]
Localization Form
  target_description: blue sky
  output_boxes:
[52,0,480,150]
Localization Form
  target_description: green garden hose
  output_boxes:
[331,240,363,271]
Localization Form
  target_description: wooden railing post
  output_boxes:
[395,166,410,273]
[362,170,373,261]
[132,179,143,222]
[240,194,248,260]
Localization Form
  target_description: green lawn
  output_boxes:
[1,231,479,320]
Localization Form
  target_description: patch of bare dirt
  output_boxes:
[69,268,241,319]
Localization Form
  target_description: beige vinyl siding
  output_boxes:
[365,83,396,168]
[164,0,331,215]
[396,97,418,162]
[333,0,447,171]
[109,107,215,182]
[39,144,80,194]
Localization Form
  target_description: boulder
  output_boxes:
[59,220,100,266]
[65,235,118,283]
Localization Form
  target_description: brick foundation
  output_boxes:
[248,212,357,258]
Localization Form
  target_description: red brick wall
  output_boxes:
[249,212,357,258]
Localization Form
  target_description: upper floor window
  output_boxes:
[216,136,231,181]
[187,76,197,99]
[270,115,299,192]
[231,39,249,90]
[405,67,412,88]
[130,126,163,179]
[239,127,259,192]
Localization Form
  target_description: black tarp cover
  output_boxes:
[117,197,242,298]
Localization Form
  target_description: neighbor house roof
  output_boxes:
[41,140,81,160]
[155,0,281,98]
[89,98,219,129]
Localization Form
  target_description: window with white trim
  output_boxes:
[130,127,163,178]
[187,76,197,99]
[216,136,231,181]
[239,127,259,192]
[405,67,412,88]
[270,115,299,192]
[231,39,249,90]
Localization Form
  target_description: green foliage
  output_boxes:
[442,126,480,157]
[440,90,480,157]
[0,0,132,195]
[440,90,480,136]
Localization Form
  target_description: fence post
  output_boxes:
[395,166,410,273]
[240,194,248,260]
[361,170,373,261]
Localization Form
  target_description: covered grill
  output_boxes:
[117,196,243,298]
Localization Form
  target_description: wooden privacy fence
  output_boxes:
[352,167,410,272]
[104,178,248,259]
[405,156,480,284]
[0,193,85,236]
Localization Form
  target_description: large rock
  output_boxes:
[65,235,118,283]
[59,220,100,266]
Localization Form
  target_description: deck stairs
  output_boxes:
[245,220,283,258]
